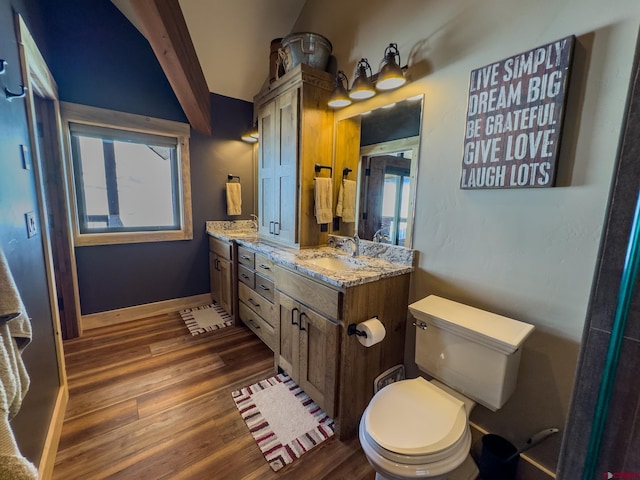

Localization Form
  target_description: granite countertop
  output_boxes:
[205,221,414,288]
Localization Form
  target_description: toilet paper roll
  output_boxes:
[357,318,386,347]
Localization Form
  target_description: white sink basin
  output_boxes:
[305,255,364,272]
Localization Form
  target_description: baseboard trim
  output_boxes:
[38,384,68,480]
[469,422,556,480]
[81,293,213,330]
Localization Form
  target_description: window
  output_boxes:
[61,102,192,246]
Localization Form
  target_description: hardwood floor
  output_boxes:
[53,311,375,479]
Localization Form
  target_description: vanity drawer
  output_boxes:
[239,282,275,322]
[237,246,255,268]
[208,236,231,260]
[254,253,275,279]
[239,302,277,352]
[254,274,275,302]
[274,266,341,321]
[238,265,255,289]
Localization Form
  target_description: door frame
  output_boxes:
[15,13,75,478]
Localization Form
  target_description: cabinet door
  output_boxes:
[298,307,339,418]
[258,100,277,238]
[274,88,299,244]
[218,257,233,315]
[277,292,299,378]
[209,252,220,306]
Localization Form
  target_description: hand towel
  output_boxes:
[314,177,333,224]
[226,182,242,216]
[336,179,356,223]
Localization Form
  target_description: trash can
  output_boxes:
[478,434,519,480]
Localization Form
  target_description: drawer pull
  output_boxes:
[241,273,250,279]
[258,264,271,270]
[241,255,252,260]
[248,318,260,329]
[291,307,299,326]
[248,298,260,308]
[258,284,270,291]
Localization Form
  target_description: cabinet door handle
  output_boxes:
[299,312,308,331]
[258,284,270,291]
[291,307,299,326]
[215,259,220,271]
[274,222,280,235]
[248,298,260,308]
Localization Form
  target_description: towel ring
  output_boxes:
[227,174,240,182]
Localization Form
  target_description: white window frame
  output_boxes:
[60,102,193,246]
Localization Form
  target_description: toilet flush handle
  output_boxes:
[412,321,428,330]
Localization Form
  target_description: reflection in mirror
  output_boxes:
[359,135,420,246]
[333,94,423,247]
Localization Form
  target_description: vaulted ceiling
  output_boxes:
[113,0,307,135]
[178,0,307,102]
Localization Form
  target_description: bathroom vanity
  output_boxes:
[204,64,422,439]
[207,223,414,439]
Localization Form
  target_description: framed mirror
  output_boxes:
[332,90,424,248]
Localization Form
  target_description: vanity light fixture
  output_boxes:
[349,58,376,100]
[376,43,406,91]
[328,70,352,108]
[241,120,259,143]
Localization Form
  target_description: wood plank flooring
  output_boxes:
[53,311,375,479]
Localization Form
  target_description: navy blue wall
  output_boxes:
[39,1,255,314]
[0,0,60,465]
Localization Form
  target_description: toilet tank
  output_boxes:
[408,295,534,411]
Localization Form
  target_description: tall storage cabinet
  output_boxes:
[255,64,334,248]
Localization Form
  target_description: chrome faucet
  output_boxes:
[373,228,389,243]
[346,234,360,257]
[250,214,259,231]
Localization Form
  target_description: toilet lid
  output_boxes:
[364,377,468,456]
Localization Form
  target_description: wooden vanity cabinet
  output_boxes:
[255,64,334,248]
[237,246,279,352]
[208,236,233,315]
[274,264,410,439]
[277,290,339,419]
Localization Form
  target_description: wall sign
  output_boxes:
[460,36,575,189]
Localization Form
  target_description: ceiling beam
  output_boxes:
[114,0,211,135]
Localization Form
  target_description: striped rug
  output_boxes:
[179,303,233,336]
[231,373,335,472]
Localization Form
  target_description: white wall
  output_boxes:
[293,0,640,472]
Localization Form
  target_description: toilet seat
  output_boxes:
[359,378,474,478]
[365,377,468,456]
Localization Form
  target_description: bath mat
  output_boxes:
[179,303,232,336]
[231,373,335,472]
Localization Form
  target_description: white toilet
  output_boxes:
[359,295,535,480]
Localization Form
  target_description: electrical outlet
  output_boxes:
[25,212,37,238]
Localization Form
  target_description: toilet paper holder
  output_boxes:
[347,316,379,338]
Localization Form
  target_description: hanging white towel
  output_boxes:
[314,177,333,224]
[226,182,242,216]
[0,250,35,480]
[336,179,357,223]
[0,250,31,419]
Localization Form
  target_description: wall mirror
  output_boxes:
[332,91,423,248]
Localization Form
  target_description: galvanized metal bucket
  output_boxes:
[279,32,332,74]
